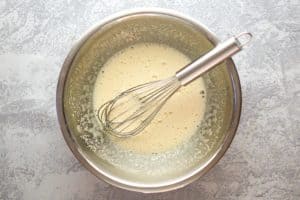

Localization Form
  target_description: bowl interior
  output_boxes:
[61,12,237,190]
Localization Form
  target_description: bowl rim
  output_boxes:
[56,8,242,193]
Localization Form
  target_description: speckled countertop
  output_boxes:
[0,0,299,199]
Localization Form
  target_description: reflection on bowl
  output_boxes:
[56,9,241,193]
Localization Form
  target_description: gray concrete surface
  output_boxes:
[0,0,299,199]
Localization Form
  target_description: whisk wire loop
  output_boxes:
[97,76,181,137]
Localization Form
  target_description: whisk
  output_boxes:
[97,32,252,137]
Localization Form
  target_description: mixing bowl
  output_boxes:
[56,9,241,193]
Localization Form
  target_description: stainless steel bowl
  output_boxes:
[56,9,241,193]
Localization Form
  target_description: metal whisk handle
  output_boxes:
[176,32,252,86]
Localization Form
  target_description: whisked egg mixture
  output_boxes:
[93,43,206,154]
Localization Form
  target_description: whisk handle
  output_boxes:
[176,32,252,86]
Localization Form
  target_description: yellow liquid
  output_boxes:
[93,43,206,154]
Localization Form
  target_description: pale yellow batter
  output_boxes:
[93,43,206,154]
